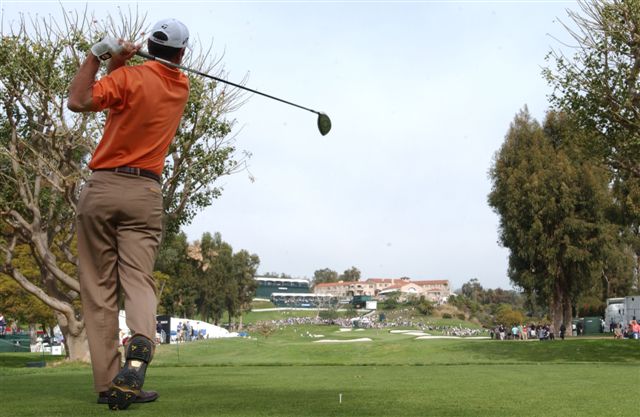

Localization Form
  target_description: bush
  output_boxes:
[457,313,466,321]
[382,298,398,310]
[255,322,276,339]
[416,300,434,316]
[442,313,452,319]
[318,309,339,321]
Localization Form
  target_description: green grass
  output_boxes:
[1,326,639,416]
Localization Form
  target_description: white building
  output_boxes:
[314,277,451,303]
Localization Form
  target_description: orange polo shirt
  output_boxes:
[89,61,190,175]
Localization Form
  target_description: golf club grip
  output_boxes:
[136,50,156,61]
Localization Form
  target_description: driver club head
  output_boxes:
[317,112,332,136]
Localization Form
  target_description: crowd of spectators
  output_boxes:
[246,314,487,337]
[611,320,640,340]
[173,321,207,343]
[490,324,558,341]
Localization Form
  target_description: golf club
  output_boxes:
[136,50,331,136]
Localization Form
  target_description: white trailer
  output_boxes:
[604,298,625,330]
[624,295,640,324]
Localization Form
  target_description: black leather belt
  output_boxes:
[94,167,161,183]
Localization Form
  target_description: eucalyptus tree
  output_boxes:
[339,266,361,282]
[0,9,247,360]
[545,0,640,293]
[488,109,620,332]
[545,0,640,175]
[188,232,259,326]
[313,268,339,285]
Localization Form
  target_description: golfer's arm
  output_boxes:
[67,53,99,112]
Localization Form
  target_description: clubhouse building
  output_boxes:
[313,277,451,304]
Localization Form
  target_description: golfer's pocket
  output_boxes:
[144,187,163,230]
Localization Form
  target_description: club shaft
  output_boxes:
[136,51,320,115]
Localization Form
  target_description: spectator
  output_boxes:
[631,320,640,340]
[559,323,566,340]
[0,313,5,336]
[511,324,519,340]
[613,324,623,339]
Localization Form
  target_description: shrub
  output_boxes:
[255,322,276,339]
[382,298,398,310]
[416,300,434,316]
[318,309,339,321]
[457,313,466,321]
[442,313,453,319]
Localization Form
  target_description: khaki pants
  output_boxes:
[77,171,163,392]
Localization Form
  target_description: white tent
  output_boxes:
[118,311,236,344]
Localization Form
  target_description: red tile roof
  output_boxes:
[383,284,402,290]
[313,281,352,288]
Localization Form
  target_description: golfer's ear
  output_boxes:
[176,48,186,65]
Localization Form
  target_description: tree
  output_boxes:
[339,266,361,282]
[313,268,339,285]
[0,244,56,340]
[224,249,259,330]
[488,108,620,333]
[545,0,640,294]
[494,304,526,327]
[545,0,640,178]
[155,233,199,318]
[260,272,292,278]
[193,232,231,324]
[0,9,246,360]
[461,278,484,303]
[186,232,259,326]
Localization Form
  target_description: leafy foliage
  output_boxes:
[339,266,361,282]
[544,0,640,176]
[312,268,339,285]
[155,232,259,327]
[488,108,628,331]
[0,8,247,359]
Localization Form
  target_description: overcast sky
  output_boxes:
[2,0,578,290]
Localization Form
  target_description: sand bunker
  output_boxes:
[314,338,373,343]
[389,330,431,336]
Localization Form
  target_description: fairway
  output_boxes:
[1,327,639,417]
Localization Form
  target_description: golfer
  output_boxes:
[68,18,190,410]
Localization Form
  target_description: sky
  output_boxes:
[1,0,579,290]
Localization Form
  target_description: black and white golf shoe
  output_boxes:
[107,334,154,411]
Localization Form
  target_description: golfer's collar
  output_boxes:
[145,60,182,77]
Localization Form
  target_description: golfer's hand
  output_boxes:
[107,40,141,73]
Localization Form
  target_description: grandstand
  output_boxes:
[255,277,311,299]
[270,292,338,308]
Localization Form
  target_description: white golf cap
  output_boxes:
[149,18,189,49]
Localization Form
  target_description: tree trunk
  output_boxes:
[562,292,573,338]
[54,312,90,362]
[29,324,37,345]
[63,327,90,362]
[551,278,564,334]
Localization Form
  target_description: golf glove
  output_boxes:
[91,36,123,61]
